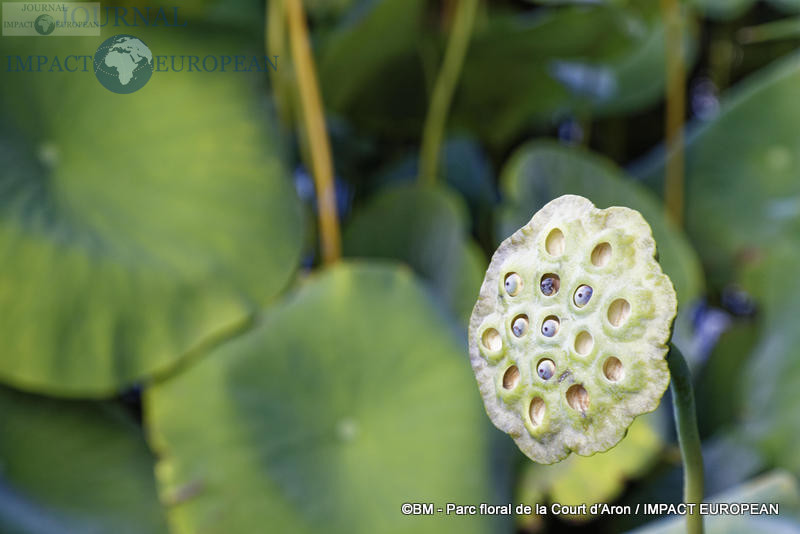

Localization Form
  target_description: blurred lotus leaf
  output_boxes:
[737,246,800,475]
[374,138,498,222]
[628,470,800,533]
[0,386,167,534]
[0,31,303,395]
[689,0,753,20]
[516,415,662,528]
[343,183,485,323]
[637,53,800,281]
[692,0,800,20]
[317,0,428,136]
[452,1,694,147]
[147,262,504,534]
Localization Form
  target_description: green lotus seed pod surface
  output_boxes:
[469,195,677,463]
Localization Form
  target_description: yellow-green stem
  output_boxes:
[266,0,291,126]
[285,0,341,264]
[661,0,686,227]
[418,0,479,186]
[668,344,705,534]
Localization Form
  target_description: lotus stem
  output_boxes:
[285,0,341,264]
[667,344,705,534]
[419,0,479,186]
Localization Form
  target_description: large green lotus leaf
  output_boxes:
[536,0,800,18]
[440,138,498,217]
[737,246,800,474]
[343,184,485,323]
[516,415,661,529]
[497,141,703,307]
[627,470,800,533]
[0,386,167,534]
[0,31,303,395]
[695,320,760,437]
[689,0,753,20]
[771,0,800,12]
[317,0,427,135]
[146,262,502,534]
[691,0,800,18]
[372,138,498,225]
[637,53,800,279]
[452,1,687,147]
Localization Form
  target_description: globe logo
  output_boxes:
[34,14,56,35]
[93,35,154,94]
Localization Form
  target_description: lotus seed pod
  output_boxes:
[468,195,677,464]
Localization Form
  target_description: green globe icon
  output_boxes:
[34,14,55,35]
[93,35,154,94]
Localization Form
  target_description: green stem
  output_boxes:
[418,0,479,186]
[667,344,705,534]
[266,0,291,127]
[269,0,315,197]
[285,0,341,264]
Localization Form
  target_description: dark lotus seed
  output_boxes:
[574,285,593,307]
[541,277,556,296]
[537,359,556,380]
[512,316,528,337]
[504,273,522,296]
[542,318,558,337]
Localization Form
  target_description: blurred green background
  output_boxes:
[1,0,800,532]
